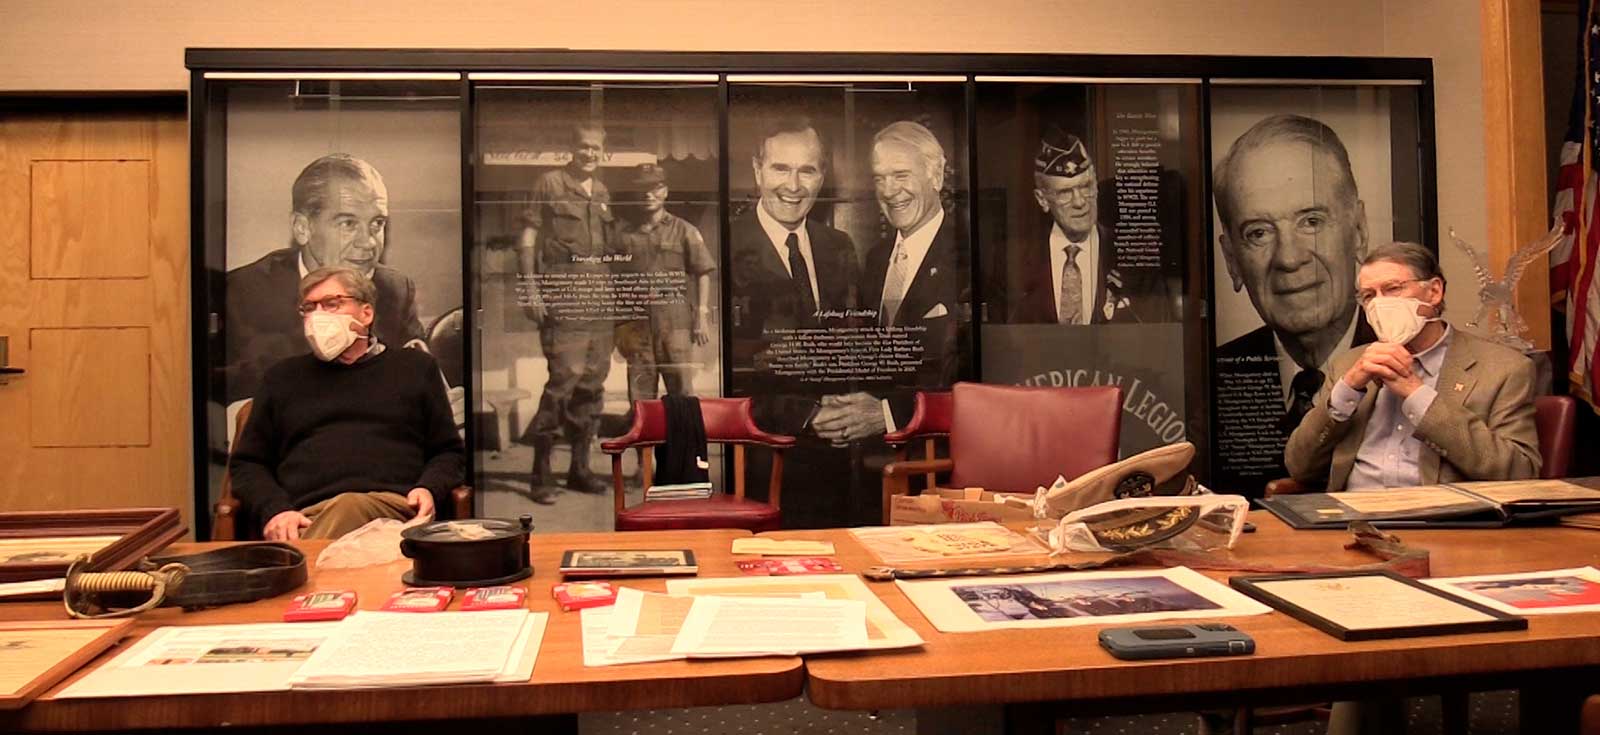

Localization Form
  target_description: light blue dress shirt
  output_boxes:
[1326,327,1452,491]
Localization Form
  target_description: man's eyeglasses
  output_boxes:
[1356,278,1425,307]
[297,294,364,316]
[1043,179,1097,205]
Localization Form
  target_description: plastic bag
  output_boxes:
[315,512,433,569]
[1042,491,1250,555]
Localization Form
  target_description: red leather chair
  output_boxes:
[1266,394,1580,496]
[882,390,953,493]
[1536,394,1577,478]
[881,382,1122,524]
[600,397,796,532]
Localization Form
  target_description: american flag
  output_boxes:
[1554,0,1600,407]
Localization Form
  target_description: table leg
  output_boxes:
[915,705,1003,735]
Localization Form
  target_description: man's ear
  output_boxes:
[291,213,311,247]
[357,302,376,330]
[1032,188,1051,215]
[1218,234,1244,293]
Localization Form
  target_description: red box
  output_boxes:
[461,585,528,611]
[552,581,617,611]
[283,590,358,622]
[382,587,454,612]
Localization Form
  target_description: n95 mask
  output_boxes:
[303,311,362,361]
[1363,296,1435,345]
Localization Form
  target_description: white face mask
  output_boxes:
[1363,296,1436,345]
[303,311,364,361]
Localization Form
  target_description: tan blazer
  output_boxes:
[1284,328,1541,491]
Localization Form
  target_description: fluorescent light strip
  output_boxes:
[1210,78,1423,87]
[204,72,461,81]
[469,72,719,82]
[975,76,1201,84]
[727,75,967,83]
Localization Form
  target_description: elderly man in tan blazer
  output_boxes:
[1285,241,1539,491]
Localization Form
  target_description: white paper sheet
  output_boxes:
[666,574,923,651]
[581,607,682,667]
[57,622,341,698]
[288,610,532,688]
[669,596,867,657]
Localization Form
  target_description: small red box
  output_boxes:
[382,587,454,612]
[283,590,358,622]
[735,557,844,576]
[552,581,617,611]
[461,585,528,611]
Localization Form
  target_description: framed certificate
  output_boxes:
[0,508,185,585]
[1230,570,1527,641]
[0,618,132,709]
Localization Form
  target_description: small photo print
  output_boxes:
[1453,576,1600,609]
[569,550,690,568]
[1426,567,1600,615]
[952,576,1221,622]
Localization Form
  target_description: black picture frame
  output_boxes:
[1229,569,1528,641]
[559,548,699,578]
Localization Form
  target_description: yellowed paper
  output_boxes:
[0,535,120,564]
[1457,479,1600,504]
[1334,487,1486,514]
[0,628,112,696]
[850,522,1042,564]
[1255,576,1496,630]
[730,538,836,556]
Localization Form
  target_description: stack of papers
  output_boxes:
[644,482,714,501]
[582,575,923,667]
[59,611,546,698]
[289,610,541,688]
[584,587,866,666]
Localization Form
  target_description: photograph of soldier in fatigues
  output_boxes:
[517,123,615,500]
[612,163,716,405]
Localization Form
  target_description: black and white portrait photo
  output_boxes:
[207,79,466,512]
[977,81,1201,456]
[1207,85,1424,495]
[727,81,972,528]
[471,80,723,527]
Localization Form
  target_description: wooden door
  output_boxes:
[0,104,191,531]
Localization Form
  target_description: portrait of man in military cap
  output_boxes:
[1006,126,1173,325]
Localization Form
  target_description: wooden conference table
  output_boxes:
[2,515,1599,733]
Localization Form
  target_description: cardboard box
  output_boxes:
[887,487,1036,525]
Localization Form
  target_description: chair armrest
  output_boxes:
[451,485,473,519]
[884,458,956,478]
[212,496,240,542]
[1265,477,1311,496]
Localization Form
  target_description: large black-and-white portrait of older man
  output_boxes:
[1208,87,1419,495]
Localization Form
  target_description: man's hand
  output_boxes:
[263,510,311,541]
[407,488,436,521]
[1342,342,1414,390]
[811,392,888,445]
[691,313,711,346]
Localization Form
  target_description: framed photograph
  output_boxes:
[1423,567,1600,616]
[1230,570,1528,641]
[897,566,1272,633]
[559,549,698,577]
[0,508,185,585]
[0,618,132,709]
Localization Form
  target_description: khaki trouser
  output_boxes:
[300,492,415,540]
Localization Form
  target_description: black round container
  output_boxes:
[398,515,533,587]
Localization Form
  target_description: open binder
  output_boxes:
[1258,478,1600,529]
